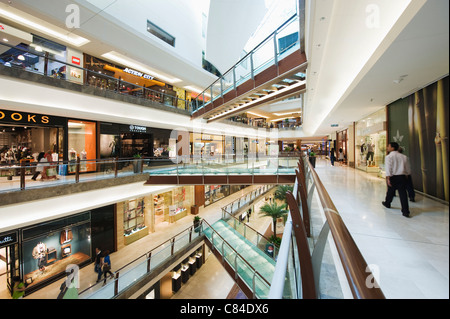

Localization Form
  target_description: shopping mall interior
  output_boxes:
[0,0,448,304]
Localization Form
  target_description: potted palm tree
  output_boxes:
[274,185,294,204]
[259,201,288,238]
[193,215,202,232]
[308,150,316,168]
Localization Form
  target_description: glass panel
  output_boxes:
[252,38,275,75]
[235,55,252,86]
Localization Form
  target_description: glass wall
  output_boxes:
[355,108,387,176]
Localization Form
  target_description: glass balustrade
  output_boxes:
[192,14,300,113]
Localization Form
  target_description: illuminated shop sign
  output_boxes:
[0,232,18,248]
[123,68,154,80]
[0,109,66,126]
[129,124,147,133]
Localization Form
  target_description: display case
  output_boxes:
[181,261,190,284]
[188,256,197,276]
[123,198,148,245]
[172,269,182,292]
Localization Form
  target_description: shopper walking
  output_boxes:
[382,142,411,218]
[338,148,344,164]
[330,148,336,166]
[398,147,416,202]
[95,248,103,283]
[102,250,114,284]
[31,152,46,181]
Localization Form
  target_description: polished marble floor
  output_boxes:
[313,158,449,299]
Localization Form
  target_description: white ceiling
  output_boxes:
[0,0,448,139]
[304,0,449,136]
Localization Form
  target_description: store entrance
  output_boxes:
[0,124,64,164]
[121,132,151,158]
[0,244,20,299]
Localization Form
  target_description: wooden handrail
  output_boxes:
[305,158,385,299]
[286,190,316,298]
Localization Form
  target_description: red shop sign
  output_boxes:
[72,56,81,65]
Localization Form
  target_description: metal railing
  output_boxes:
[191,14,301,113]
[0,155,298,194]
[268,156,386,299]
[0,42,192,111]
[78,223,202,299]
[202,219,272,299]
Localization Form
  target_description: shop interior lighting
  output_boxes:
[0,7,90,47]
[102,51,182,84]
[208,80,306,121]
[247,111,269,118]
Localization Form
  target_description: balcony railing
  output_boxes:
[0,42,192,111]
[191,14,301,113]
[0,155,298,194]
[268,156,386,299]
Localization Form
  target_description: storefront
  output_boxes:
[355,108,387,176]
[191,133,224,158]
[99,122,153,158]
[153,186,195,226]
[68,119,97,173]
[83,54,178,107]
[0,207,115,297]
[0,23,83,83]
[336,129,348,161]
[0,109,65,175]
[204,185,247,207]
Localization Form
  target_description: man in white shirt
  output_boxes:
[382,142,411,217]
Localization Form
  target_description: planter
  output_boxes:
[193,218,201,233]
[309,156,316,168]
[133,159,142,173]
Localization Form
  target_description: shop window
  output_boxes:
[123,198,148,245]
[68,120,96,172]
[21,214,91,290]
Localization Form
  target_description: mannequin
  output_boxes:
[367,139,375,166]
[80,150,87,171]
[32,242,47,272]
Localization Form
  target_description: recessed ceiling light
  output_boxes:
[3,38,8,42]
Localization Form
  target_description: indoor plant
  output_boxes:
[193,215,202,232]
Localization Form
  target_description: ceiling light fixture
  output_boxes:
[247,111,269,118]
[0,8,90,47]
[208,80,306,121]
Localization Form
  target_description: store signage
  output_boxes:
[72,56,81,65]
[0,25,4,30]
[201,134,213,141]
[0,232,17,248]
[129,124,147,133]
[123,68,154,80]
[0,109,66,127]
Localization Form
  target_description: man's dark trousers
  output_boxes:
[385,175,410,215]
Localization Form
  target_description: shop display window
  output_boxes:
[123,198,146,237]
[154,187,191,225]
[355,109,387,175]
[68,120,96,173]
[21,215,91,289]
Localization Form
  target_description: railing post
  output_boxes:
[75,157,80,183]
[114,272,119,296]
[20,161,26,190]
[114,157,118,178]
[250,52,254,80]
[147,252,152,273]
[273,30,278,66]
[171,238,175,256]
